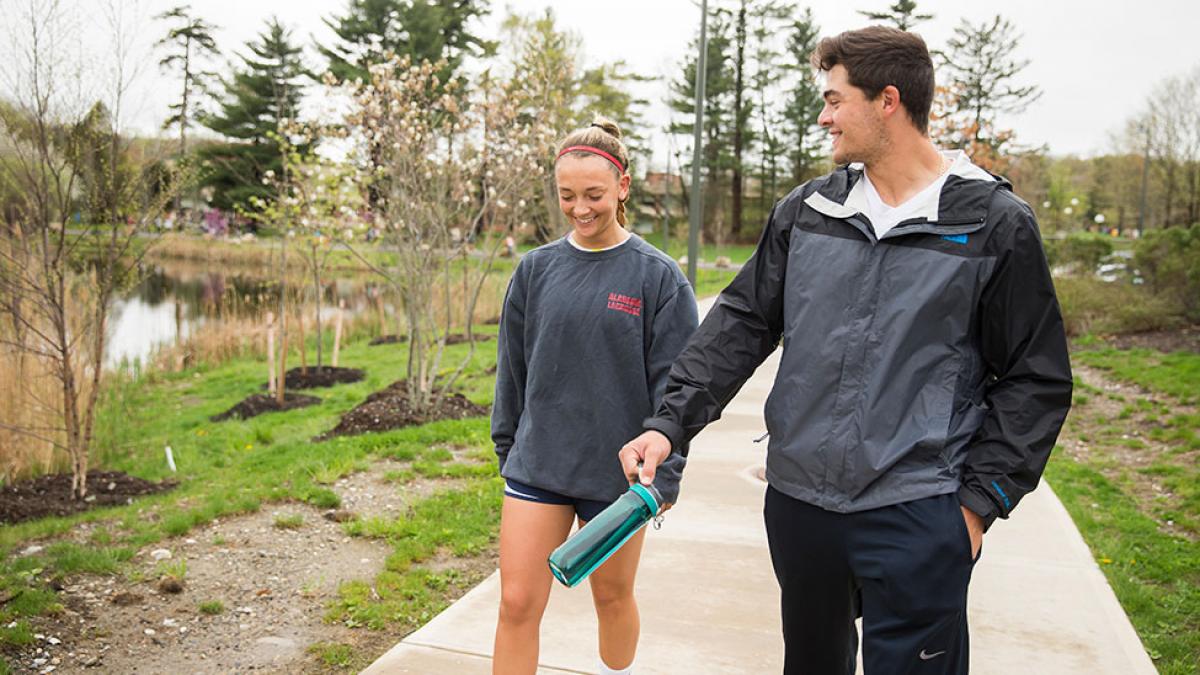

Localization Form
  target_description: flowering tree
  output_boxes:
[343,55,553,413]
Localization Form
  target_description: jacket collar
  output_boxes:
[805,150,1007,229]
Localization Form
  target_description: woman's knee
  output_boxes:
[590,578,636,613]
[499,585,549,625]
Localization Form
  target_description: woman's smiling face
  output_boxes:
[555,154,630,248]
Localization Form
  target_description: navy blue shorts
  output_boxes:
[503,479,613,522]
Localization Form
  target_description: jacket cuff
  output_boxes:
[651,451,687,505]
[642,417,686,455]
[957,485,999,531]
[495,446,510,473]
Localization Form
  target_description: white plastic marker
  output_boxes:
[165,445,177,472]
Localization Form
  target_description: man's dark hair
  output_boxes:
[810,26,935,135]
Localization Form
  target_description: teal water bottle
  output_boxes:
[547,483,662,588]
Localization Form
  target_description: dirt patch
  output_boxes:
[0,471,177,525]
[1058,364,1197,541]
[1101,325,1200,353]
[368,333,491,347]
[317,381,488,440]
[6,461,499,674]
[210,393,321,422]
[261,367,365,391]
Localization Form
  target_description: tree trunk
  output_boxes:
[277,312,288,405]
[267,312,276,395]
[276,226,288,405]
[312,245,323,370]
[332,301,344,368]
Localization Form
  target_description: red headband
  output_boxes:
[556,145,626,173]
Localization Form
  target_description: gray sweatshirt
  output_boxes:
[491,235,698,504]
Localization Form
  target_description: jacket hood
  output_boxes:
[805,151,1011,228]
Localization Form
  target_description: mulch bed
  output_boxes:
[368,334,407,346]
[368,334,491,347]
[1102,326,1200,353]
[210,393,321,422]
[0,470,178,525]
[316,380,488,440]
[260,366,365,391]
[445,333,492,346]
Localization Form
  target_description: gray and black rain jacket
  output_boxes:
[644,155,1072,527]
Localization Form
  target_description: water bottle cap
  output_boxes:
[630,483,661,515]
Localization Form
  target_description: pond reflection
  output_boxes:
[105,261,382,368]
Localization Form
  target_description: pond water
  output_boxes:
[105,261,382,368]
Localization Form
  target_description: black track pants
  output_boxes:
[763,486,979,675]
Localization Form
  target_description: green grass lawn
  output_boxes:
[1046,346,1200,673]
[0,329,505,670]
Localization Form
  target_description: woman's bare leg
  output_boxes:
[493,497,575,675]
[587,524,648,670]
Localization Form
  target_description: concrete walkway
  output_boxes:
[365,299,1156,675]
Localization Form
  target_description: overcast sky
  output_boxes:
[24,0,1200,170]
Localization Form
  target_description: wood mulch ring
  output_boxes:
[260,366,365,391]
[210,393,321,422]
[316,381,487,440]
[368,333,491,347]
[0,470,177,525]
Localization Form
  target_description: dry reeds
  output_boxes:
[0,344,61,483]
[147,233,290,271]
[0,274,100,483]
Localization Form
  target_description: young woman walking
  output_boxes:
[490,118,697,675]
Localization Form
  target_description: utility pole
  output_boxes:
[1137,121,1151,235]
[687,0,709,288]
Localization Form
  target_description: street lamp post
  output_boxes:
[687,0,709,288]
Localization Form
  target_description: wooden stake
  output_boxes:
[266,312,276,396]
[298,311,308,375]
[376,292,387,337]
[277,313,288,405]
[332,299,345,368]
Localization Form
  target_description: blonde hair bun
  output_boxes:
[591,117,622,140]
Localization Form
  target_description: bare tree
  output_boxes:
[0,0,183,497]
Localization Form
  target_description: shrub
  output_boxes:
[1134,224,1200,320]
[1048,230,1114,273]
[1054,276,1180,336]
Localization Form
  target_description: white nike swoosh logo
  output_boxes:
[919,649,946,660]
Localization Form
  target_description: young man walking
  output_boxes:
[620,27,1072,673]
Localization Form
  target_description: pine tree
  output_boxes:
[747,1,794,213]
[155,5,220,157]
[783,8,825,183]
[939,15,1041,157]
[198,18,308,213]
[857,0,933,31]
[319,0,493,84]
[670,11,734,242]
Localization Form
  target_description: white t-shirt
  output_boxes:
[861,164,951,239]
[567,232,631,252]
